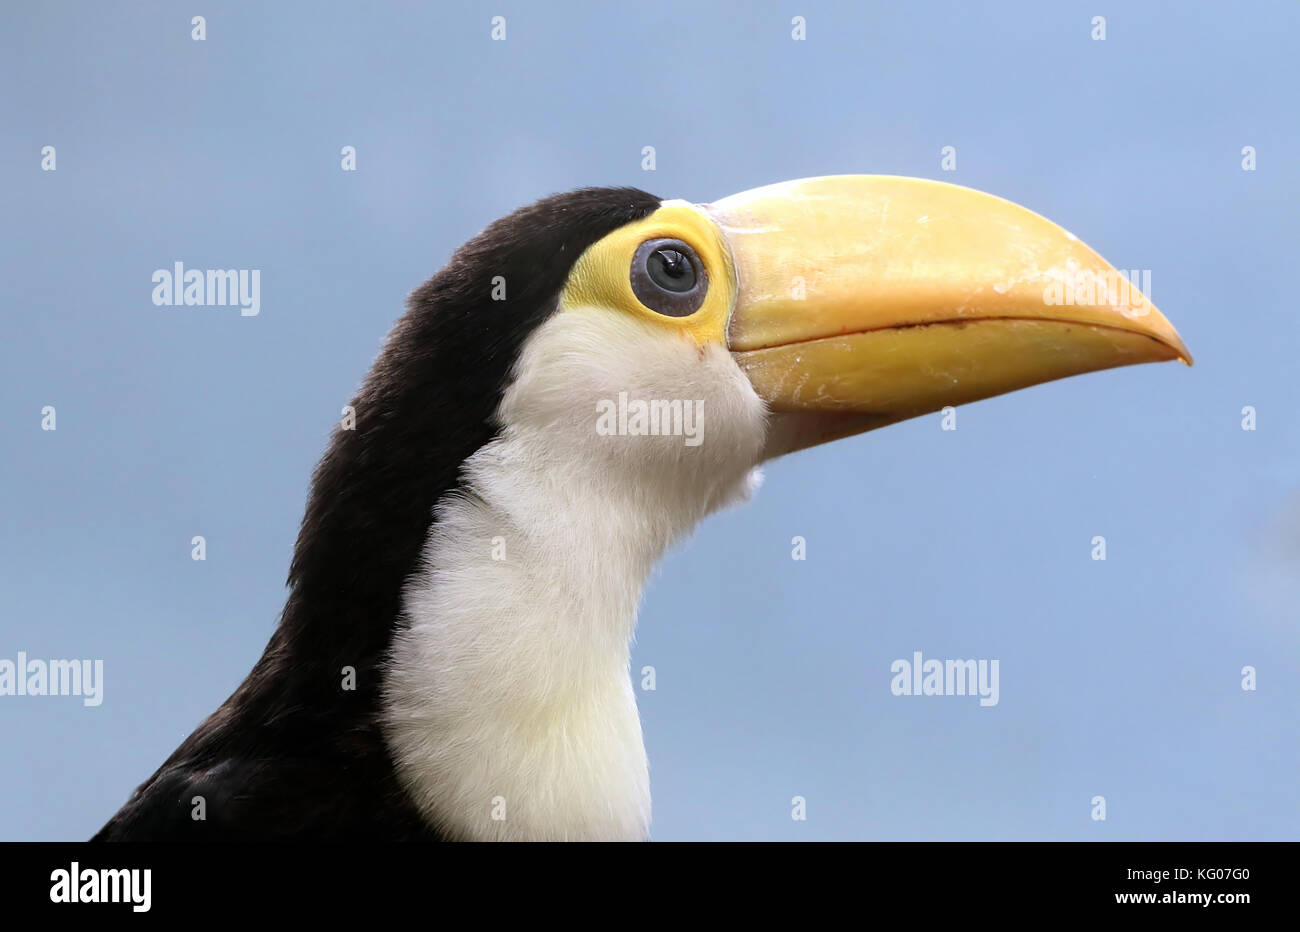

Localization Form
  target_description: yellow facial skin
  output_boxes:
[559,202,737,347]
[558,176,1191,453]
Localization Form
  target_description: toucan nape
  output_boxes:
[93,176,1189,841]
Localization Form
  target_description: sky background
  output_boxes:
[2,1,1296,841]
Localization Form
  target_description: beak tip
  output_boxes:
[1166,335,1193,367]
[1159,340,1193,367]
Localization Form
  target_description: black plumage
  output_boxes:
[93,187,662,840]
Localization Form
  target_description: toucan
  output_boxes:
[94,176,1190,841]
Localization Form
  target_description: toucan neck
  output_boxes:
[381,430,689,840]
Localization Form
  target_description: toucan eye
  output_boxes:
[630,238,708,317]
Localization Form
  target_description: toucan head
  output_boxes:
[479,175,1190,526]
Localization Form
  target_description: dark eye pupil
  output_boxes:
[648,248,696,292]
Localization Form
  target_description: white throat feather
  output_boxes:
[383,307,766,841]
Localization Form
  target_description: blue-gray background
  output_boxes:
[2,1,1296,840]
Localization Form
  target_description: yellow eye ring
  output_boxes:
[558,203,736,346]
